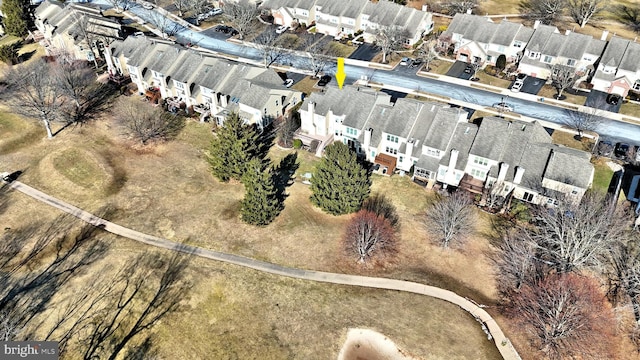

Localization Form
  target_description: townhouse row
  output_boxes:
[440,13,640,97]
[260,0,433,46]
[300,86,594,205]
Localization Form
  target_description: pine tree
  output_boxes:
[310,142,371,215]
[240,158,282,226]
[209,112,261,182]
[1,0,29,37]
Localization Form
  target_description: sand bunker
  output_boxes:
[338,328,418,360]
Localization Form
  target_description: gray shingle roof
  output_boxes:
[439,123,479,170]
[599,36,627,68]
[514,26,534,43]
[422,107,465,150]
[557,32,591,60]
[305,86,385,132]
[620,40,640,73]
[542,144,593,189]
[585,38,605,56]
[525,24,558,53]
[492,21,522,47]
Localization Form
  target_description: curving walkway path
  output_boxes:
[2,179,521,360]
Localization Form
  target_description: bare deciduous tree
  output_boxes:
[113,97,185,144]
[53,60,96,120]
[526,192,626,273]
[604,232,640,323]
[568,0,606,28]
[173,0,191,17]
[1,59,63,138]
[375,26,409,64]
[304,37,338,78]
[507,273,617,360]
[344,210,397,263]
[519,0,567,25]
[255,31,289,68]
[565,106,602,139]
[224,0,258,40]
[443,0,478,15]
[104,0,134,13]
[551,64,577,100]
[616,5,640,33]
[0,311,22,341]
[416,42,438,72]
[148,11,184,39]
[188,0,209,25]
[362,193,400,230]
[424,191,476,248]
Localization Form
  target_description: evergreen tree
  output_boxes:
[209,112,261,182]
[310,142,371,215]
[240,158,282,226]
[1,0,29,37]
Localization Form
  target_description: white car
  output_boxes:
[511,74,526,92]
[283,79,294,88]
[141,1,154,10]
[493,102,514,112]
[276,25,288,34]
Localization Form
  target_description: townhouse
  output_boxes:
[518,28,605,81]
[261,0,433,45]
[300,86,594,205]
[34,0,123,62]
[591,36,640,98]
[439,13,534,67]
[105,36,302,128]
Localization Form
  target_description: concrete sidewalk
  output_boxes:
[3,179,521,360]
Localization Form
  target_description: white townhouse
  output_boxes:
[591,36,640,97]
[300,86,594,205]
[105,36,302,128]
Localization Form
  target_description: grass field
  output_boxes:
[551,129,595,152]
[591,157,615,193]
[0,107,503,358]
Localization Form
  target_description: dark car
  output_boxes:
[596,140,614,157]
[317,75,331,86]
[615,142,630,159]
[409,59,423,68]
[607,93,622,105]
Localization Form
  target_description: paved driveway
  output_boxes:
[446,61,473,80]
[348,44,379,61]
[585,90,622,113]
[517,76,545,95]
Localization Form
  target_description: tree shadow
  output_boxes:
[256,122,277,162]
[272,152,299,202]
[18,50,37,63]
[65,83,120,126]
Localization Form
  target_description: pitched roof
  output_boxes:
[439,123,479,171]
[542,144,593,189]
[524,24,558,53]
[599,36,628,68]
[306,86,386,132]
[620,40,640,73]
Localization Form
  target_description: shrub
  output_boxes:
[293,139,303,149]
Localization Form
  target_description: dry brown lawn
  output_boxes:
[0,107,503,359]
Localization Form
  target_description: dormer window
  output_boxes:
[633,80,640,91]
[528,51,540,59]
[567,58,576,66]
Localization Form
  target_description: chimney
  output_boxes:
[405,139,414,159]
[514,166,525,184]
[497,163,509,183]
[601,30,609,41]
[448,149,459,171]
[363,128,372,155]
[466,8,472,14]
[533,20,540,29]
[421,4,427,11]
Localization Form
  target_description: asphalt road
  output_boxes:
[91,0,640,145]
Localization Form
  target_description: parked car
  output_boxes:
[596,140,614,157]
[511,74,526,92]
[463,65,474,74]
[141,1,153,9]
[214,25,237,35]
[400,57,411,66]
[197,8,223,22]
[615,142,630,159]
[492,102,514,112]
[283,79,294,88]
[409,58,423,69]
[276,25,288,34]
[606,93,622,105]
[317,75,331,86]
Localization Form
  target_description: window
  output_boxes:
[174,81,184,89]
[330,17,337,23]
[386,134,399,143]
[567,58,576,66]
[473,156,488,166]
[523,192,534,202]
[335,130,342,136]
[385,147,397,155]
[546,198,559,206]
[543,55,553,63]
[498,45,505,52]
[399,156,404,163]
[513,41,523,48]
[455,173,462,181]
[276,100,279,106]
[346,127,357,136]
[486,55,492,62]
[470,168,486,179]
[153,71,163,79]
[634,80,640,91]
[426,148,440,158]
[528,51,539,59]
[371,151,375,158]
[571,189,579,195]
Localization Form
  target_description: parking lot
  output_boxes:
[446,61,474,80]
[585,90,623,113]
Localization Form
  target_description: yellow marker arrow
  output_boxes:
[335,57,346,89]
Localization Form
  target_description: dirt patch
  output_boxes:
[338,328,418,360]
